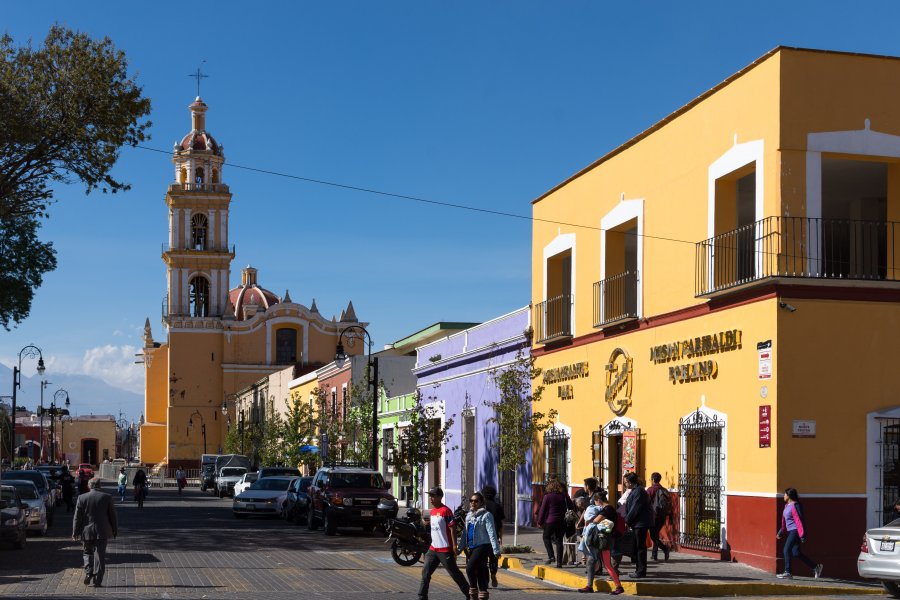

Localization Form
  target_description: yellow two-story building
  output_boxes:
[531,47,900,577]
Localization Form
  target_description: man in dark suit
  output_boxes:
[624,472,653,579]
[72,477,118,587]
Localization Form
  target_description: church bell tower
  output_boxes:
[163,97,234,319]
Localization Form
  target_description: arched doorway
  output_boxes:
[81,438,99,466]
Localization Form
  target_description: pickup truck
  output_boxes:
[216,467,247,498]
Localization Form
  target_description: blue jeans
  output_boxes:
[117,484,126,500]
[783,530,816,574]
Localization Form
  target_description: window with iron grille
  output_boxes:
[878,418,900,526]
[544,427,570,487]
[678,410,724,552]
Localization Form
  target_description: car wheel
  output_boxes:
[884,582,900,598]
[13,531,25,549]
[324,511,337,536]
[307,506,318,530]
[293,506,305,526]
[201,485,207,492]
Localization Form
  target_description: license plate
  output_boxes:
[881,540,895,552]
[246,504,255,510]
[361,510,373,517]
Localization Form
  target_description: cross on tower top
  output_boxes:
[188,61,208,97]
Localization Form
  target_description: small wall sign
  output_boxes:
[758,340,773,380]
[759,405,771,448]
[792,420,816,438]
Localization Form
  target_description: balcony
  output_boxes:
[593,271,639,328]
[695,216,899,296]
[168,183,230,193]
[534,294,573,344]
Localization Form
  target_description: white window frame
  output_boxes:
[599,198,644,321]
[542,233,576,337]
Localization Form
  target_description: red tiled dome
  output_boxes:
[180,131,219,153]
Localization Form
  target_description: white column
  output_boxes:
[208,208,216,249]
[221,209,228,249]
[183,211,191,250]
[181,269,189,314]
[210,270,218,314]
[168,209,175,249]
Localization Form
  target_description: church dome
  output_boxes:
[176,97,222,155]
[228,266,280,320]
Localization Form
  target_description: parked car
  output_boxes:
[307,465,397,536]
[234,472,258,497]
[0,485,27,549]
[35,465,67,506]
[77,463,94,477]
[257,466,301,479]
[859,518,900,597]
[4,470,53,526]
[283,476,313,525]
[233,476,295,518]
[216,467,247,498]
[3,480,47,536]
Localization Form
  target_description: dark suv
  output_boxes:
[307,466,397,536]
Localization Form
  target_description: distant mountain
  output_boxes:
[0,364,143,423]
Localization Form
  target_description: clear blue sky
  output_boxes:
[3,1,900,420]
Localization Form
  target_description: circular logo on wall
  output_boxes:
[605,347,633,416]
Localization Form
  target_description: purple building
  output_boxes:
[413,306,532,525]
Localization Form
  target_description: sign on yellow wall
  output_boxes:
[650,329,742,384]
[605,348,633,416]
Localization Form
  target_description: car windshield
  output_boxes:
[298,477,312,492]
[11,484,38,499]
[330,472,385,489]
[246,473,258,482]
[221,468,246,477]
[249,478,292,491]
[5,472,46,492]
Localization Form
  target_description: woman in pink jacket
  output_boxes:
[775,488,823,579]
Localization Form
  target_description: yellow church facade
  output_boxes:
[531,47,900,577]
[140,97,363,469]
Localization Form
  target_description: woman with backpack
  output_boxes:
[647,472,672,561]
[577,490,624,595]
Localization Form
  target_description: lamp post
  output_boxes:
[188,410,207,455]
[39,380,50,463]
[9,344,46,473]
[334,325,379,470]
[48,390,70,465]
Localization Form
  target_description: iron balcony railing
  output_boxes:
[168,182,230,193]
[534,293,573,344]
[696,216,899,296]
[593,270,639,328]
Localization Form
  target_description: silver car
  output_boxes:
[859,519,900,596]
[233,476,294,518]
[3,479,47,536]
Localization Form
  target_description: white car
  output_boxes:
[858,519,900,597]
[4,479,47,536]
[233,476,295,518]
[216,467,247,498]
[234,472,258,497]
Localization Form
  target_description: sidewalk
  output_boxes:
[499,525,881,597]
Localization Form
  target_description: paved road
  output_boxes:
[0,486,886,599]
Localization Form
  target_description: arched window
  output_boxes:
[179,167,187,183]
[275,328,297,363]
[191,214,208,250]
[189,276,210,317]
[195,167,205,184]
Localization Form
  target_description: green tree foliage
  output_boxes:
[386,390,456,507]
[0,26,151,329]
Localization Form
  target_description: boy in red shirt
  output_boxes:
[418,487,470,600]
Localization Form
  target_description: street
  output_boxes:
[0,486,887,599]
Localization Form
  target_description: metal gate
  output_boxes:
[544,426,570,487]
[678,410,725,551]
[877,418,900,525]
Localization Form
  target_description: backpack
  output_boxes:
[652,486,673,516]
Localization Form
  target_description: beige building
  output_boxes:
[59,415,117,467]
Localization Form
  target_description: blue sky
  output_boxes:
[3,1,900,420]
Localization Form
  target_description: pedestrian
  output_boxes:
[623,472,652,578]
[417,487,470,600]
[133,468,148,508]
[537,478,574,568]
[78,469,90,494]
[72,477,118,588]
[776,487,823,579]
[577,490,624,595]
[60,468,75,512]
[117,467,128,502]
[647,472,672,561]
[175,467,186,495]
[480,485,505,588]
[886,499,900,525]
[574,477,598,502]
[459,491,502,600]
[569,496,589,566]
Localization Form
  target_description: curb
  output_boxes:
[499,556,881,597]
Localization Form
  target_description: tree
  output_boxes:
[0,26,152,328]
[486,336,557,545]
[386,390,456,508]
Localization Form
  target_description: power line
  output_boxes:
[135,144,695,247]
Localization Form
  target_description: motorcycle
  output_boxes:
[385,505,468,567]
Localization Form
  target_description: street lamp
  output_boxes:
[188,410,207,455]
[8,344,45,474]
[334,325,379,470]
[48,390,70,465]
[39,380,50,463]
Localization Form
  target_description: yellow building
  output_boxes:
[531,47,900,577]
[140,97,363,469]
[58,415,117,467]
